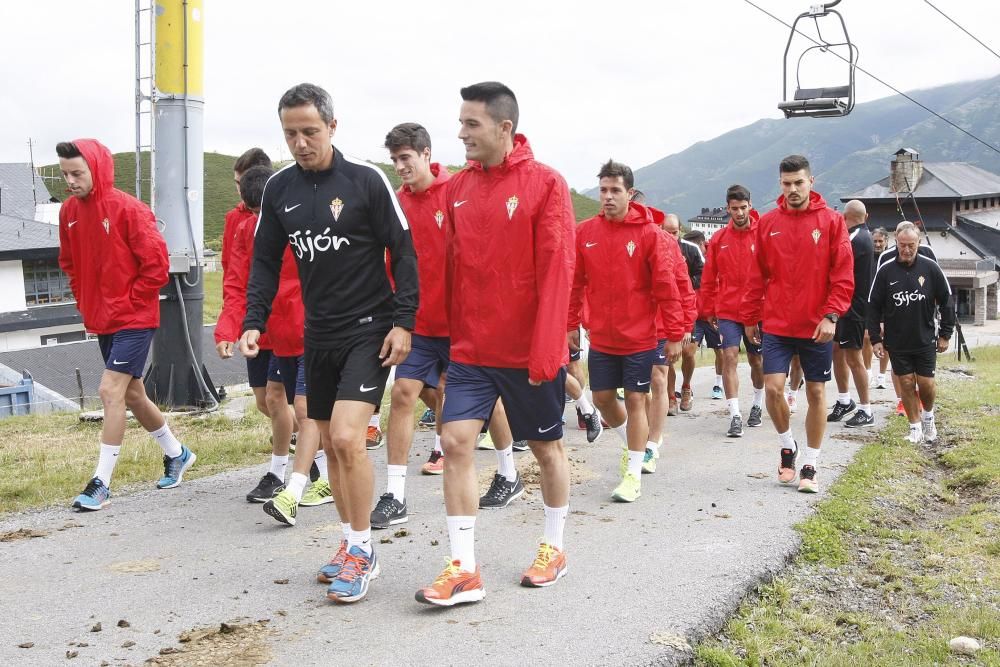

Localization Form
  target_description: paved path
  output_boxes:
[2,364,896,666]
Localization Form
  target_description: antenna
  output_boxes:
[28,138,38,209]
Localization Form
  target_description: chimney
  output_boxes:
[890,148,924,193]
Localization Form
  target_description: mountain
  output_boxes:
[589,74,1000,221]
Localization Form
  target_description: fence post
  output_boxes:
[76,368,84,411]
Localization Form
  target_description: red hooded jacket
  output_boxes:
[569,202,682,355]
[649,208,696,341]
[58,139,169,335]
[739,192,854,338]
[221,203,255,275]
[396,163,450,337]
[444,135,575,382]
[700,210,759,322]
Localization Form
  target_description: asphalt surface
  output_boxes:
[1,363,892,666]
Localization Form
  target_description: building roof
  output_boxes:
[956,214,1000,264]
[843,162,1000,201]
[0,325,249,408]
[0,163,55,220]
[0,303,81,334]
[0,213,60,260]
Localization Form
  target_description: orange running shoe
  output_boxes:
[365,425,383,450]
[895,399,905,416]
[668,398,679,416]
[680,386,693,412]
[415,560,485,606]
[421,450,445,475]
[778,446,798,484]
[520,542,568,588]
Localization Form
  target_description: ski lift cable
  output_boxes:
[741,0,1000,157]
[922,0,1000,64]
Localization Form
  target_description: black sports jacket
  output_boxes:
[867,254,954,351]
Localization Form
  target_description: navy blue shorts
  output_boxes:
[268,354,305,404]
[692,320,722,349]
[441,362,567,442]
[246,349,273,389]
[569,346,582,362]
[98,328,156,378]
[761,333,833,383]
[718,318,762,355]
[653,339,668,366]
[395,334,449,389]
[588,347,656,393]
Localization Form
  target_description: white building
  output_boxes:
[687,207,729,240]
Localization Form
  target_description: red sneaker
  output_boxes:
[415,560,485,606]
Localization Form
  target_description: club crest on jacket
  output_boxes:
[330,198,344,221]
[918,275,925,287]
[811,229,821,244]
[626,240,636,257]
[506,195,519,220]
[102,218,110,234]
[434,210,444,228]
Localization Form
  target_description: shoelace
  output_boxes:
[428,451,443,463]
[374,494,398,515]
[327,541,347,566]
[530,544,556,570]
[780,448,796,465]
[433,560,463,586]
[486,475,509,500]
[335,551,368,583]
[82,478,104,496]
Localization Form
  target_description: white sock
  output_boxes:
[313,449,329,481]
[715,374,723,387]
[627,450,644,477]
[859,403,871,415]
[497,447,517,482]
[612,420,628,446]
[286,471,308,502]
[94,443,121,487]
[149,423,183,458]
[341,522,351,542]
[801,446,820,468]
[269,454,289,480]
[543,504,568,550]
[446,515,476,571]
[752,387,764,408]
[922,408,935,421]
[837,392,851,405]
[778,429,796,451]
[728,398,741,418]
[576,394,594,415]
[433,434,443,454]
[386,464,407,501]
[368,413,380,428]
[348,527,372,556]
[646,440,660,457]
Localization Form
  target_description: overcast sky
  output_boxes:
[2,0,999,191]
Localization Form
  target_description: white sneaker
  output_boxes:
[786,392,798,413]
[923,418,938,442]
[875,374,887,389]
[905,426,923,444]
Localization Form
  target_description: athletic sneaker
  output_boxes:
[415,560,485,606]
[711,385,724,400]
[576,407,587,430]
[289,431,297,454]
[479,473,524,509]
[300,479,333,506]
[326,546,379,603]
[476,431,495,450]
[421,450,445,475]
[370,492,407,529]
[844,410,874,428]
[309,460,320,483]
[747,405,763,427]
[896,399,906,416]
[263,489,297,526]
[680,386,693,411]
[418,408,436,427]
[612,472,641,502]
[641,448,656,474]
[727,414,744,438]
[616,388,625,401]
[72,476,111,511]
[922,417,938,443]
[512,440,530,452]
[905,425,924,444]
[798,465,819,493]
[521,543,568,587]
[786,393,798,413]
[779,446,798,484]
[246,472,284,503]
[365,426,384,450]
[317,540,348,583]
[582,410,604,443]
[875,374,887,389]
[827,400,856,422]
[156,445,196,489]
[668,398,679,416]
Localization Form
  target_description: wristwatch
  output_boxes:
[824,313,839,324]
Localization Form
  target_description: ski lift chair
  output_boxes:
[777,1,858,118]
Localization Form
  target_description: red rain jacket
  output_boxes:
[739,192,854,338]
[569,202,682,355]
[444,135,575,382]
[221,203,255,276]
[649,208,696,341]
[58,138,168,334]
[700,210,759,322]
[396,163,450,337]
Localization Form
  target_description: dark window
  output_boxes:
[40,329,87,346]
[23,259,74,306]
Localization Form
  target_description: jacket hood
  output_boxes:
[602,201,655,225]
[72,138,115,200]
[402,162,450,195]
[467,133,534,172]
[776,190,827,214]
[727,208,760,230]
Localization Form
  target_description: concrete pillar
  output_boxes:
[988,282,999,320]
[974,286,987,326]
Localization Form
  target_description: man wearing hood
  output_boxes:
[740,155,854,493]
[57,139,194,511]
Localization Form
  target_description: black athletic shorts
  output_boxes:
[304,328,391,420]
[835,317,865,350]
[246,349,274,389]
[889,345,937,378]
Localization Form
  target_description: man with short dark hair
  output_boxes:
[740,155,854,493]
[58,138,193,511]
[415,81,575,605]
[242,82,418,604]
[868,223,953,443]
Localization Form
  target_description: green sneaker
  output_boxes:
[476,431,495,450]
[300,479,333,507]
[612,472,641,502]
[641,448,656,474]
[619,448,628,477]
[263,489,298,526]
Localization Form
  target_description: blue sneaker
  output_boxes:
[73,476,111,511]
[418,408,435,427]
[711,385,724,400]
[156,446,196,489]
[326,546,380,603]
